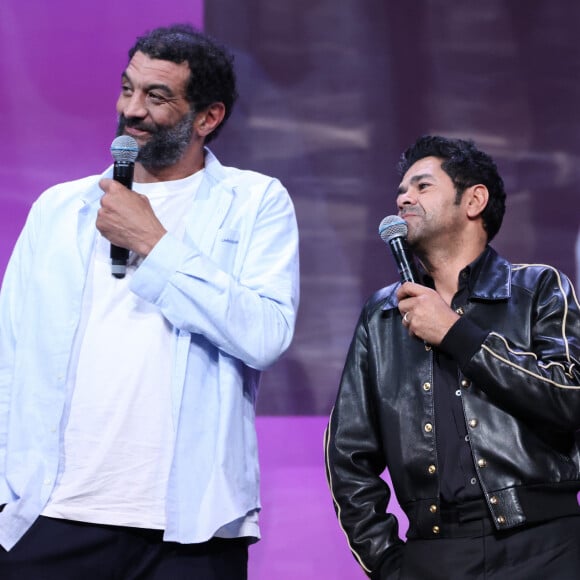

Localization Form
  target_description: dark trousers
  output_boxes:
[398,515,580,580]
[0,516,248,580]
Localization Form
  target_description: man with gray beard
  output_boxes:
[0,24,300,580]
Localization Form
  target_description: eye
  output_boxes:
[147,91,167,105]
[418,182,431,191]
[121,84,133,96]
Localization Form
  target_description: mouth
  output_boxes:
[124,127,151,140]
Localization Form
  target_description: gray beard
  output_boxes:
[116,110,196,170]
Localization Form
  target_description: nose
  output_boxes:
[397,189,417,210]
[119,91,147,119]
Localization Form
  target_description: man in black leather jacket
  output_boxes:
[325,136,580,579]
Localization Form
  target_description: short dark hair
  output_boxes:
[398,135,506,241]
[129,23,238,143]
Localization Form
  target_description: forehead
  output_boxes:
[123,51,191,92]
[401,156,446,183]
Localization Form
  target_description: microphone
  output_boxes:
[109,135,139,278]
[378,215,419,284]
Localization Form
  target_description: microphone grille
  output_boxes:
[110,135,139,163]
[379,215,408,242]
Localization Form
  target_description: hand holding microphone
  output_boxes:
[378,215,459,345]
[98,136,167,278]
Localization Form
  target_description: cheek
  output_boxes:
[115,95,125,116]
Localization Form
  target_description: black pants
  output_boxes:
[398,515,580,580]
[0,516,248,580]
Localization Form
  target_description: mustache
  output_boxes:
[399,209,423,218]
[119,115,157,133]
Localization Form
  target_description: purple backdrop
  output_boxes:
[3,2,580,415]
[3,2,580,578]
[0,1,204,262]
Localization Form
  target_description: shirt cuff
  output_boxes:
[129,233,193,303]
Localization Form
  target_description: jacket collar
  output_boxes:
[469,246,511,301]
[381,245,511,311]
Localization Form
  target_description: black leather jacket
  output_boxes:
[325,247,580,578]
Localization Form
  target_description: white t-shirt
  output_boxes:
[43,171,203,529]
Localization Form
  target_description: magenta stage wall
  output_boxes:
[253,416,406,579]
[0,1,204,275]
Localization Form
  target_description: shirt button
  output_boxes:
[424,344,432,351]
[455,389,461,397]
[423,382,432,392]
[496,515,506,525]
[455,307,464,316]
[43,478,52,485]
[477,458,487,468]
[428,464,437,475]
[424,423,433,433]
[461,379,471,388]
[470,477,477,485]
[489,496,499,505]
[432,525,440,534]
[469,419,478,428]
[429,504,438,514]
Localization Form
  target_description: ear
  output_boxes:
[464,184,489,220]
[195,102,226,140]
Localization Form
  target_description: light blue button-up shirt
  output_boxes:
[0,150,300,550]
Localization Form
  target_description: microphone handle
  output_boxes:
[388,236,418,284]
[110,161,134,279]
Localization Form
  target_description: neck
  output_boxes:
[133,145,206,184]
[418,244,486,305]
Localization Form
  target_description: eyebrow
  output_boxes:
[397,173,434,195]
[121,72,177,97]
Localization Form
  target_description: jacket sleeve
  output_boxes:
[325,310,404,578]
[130,178,299,371]
[452,266,580,431]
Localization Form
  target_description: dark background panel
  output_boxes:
[205,1,580,414]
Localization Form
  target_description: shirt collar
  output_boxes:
[417,246,494,296]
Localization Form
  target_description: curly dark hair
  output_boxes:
[129,23,238,143]
[398,135,506,241]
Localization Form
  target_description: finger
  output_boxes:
[396,281,423,301]
[98,177,115,192]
